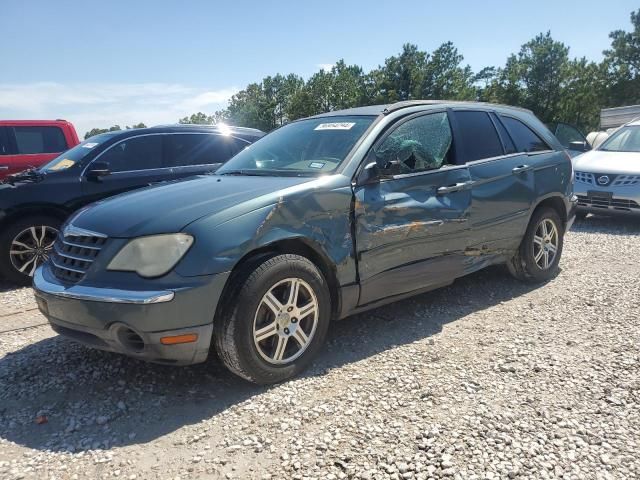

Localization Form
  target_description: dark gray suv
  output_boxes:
[34,101,578,384]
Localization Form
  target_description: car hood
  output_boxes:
[71,175,315,237]
[573,150,640,175]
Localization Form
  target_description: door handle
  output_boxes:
[512,164,532,174]
[436,181,472,195]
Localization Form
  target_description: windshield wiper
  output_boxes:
[4,167,46,185]
[217,170,280,176]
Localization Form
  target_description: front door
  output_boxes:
[354,111,472,306]
[81,134,175,204]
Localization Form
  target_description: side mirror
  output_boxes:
[358,162,381,185]
[86,161,111,181]
[568,141,590,153]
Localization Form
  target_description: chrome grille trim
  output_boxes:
[51,227,108,284]
[61,239,102,250]
[50,257,86,274]
[577,195,640,211]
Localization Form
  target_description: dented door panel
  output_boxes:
[467,154,536,253]
[354,166,472,306]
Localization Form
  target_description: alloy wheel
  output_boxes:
[253,277,319,365]
[532,218,558,270]
[9,226,58,277]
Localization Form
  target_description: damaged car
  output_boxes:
[33,101,577,384]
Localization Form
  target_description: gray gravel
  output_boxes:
[0,215,639,480]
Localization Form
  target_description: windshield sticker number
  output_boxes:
[309,162,325,169]
[314,122,355,131]
[82,142,99,149]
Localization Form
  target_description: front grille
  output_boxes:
[51,231,107,283]
[612,174,640,187]
[577,194,640,211]
[575,171,595,185]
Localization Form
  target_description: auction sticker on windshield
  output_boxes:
[48,159,75,171]
[82,142,99,149]
[314,122,356,131]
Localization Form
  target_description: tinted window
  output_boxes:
[492,114,517,154]
[98,135,163,172]
[0,127,14,156]
[13,126,67,154]
[555,123,586,149]
[375,112,452,173]
[453,111,503,162]
[41,133,117,172]
[500,116,549,153]
[166,134,235,167]
[230,138,250,156]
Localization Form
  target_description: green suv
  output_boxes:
[34,101,577,384]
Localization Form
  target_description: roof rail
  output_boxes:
[152,123,263,134]
[382,100,533,115]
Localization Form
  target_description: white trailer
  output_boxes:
[600,105,640,130]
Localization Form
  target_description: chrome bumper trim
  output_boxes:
[33,267,175,304]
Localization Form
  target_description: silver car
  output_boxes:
[573,118,640,218]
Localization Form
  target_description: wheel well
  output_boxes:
[0,206,69,231]
[532,196,566,226]
[222,239,341,321]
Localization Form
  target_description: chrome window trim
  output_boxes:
[34,267,175,304]
[81,132,247,177]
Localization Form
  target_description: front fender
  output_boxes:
[175,186,356,285]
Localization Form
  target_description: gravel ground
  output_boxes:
[0,216,638,480]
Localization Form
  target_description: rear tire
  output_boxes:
[0,216,61,286]
[507,207,564,283]
[214,254,331,384]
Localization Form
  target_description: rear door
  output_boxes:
[354,111,472,306]
[451,110,537,252]
[0,125,68,175]
[0,127,16,178]
[81,134,174,203]
[164,133,247,178]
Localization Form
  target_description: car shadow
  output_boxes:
[0,266,544,453]
[571,214,640,235]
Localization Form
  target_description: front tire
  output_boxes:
[214,254,331,384]
[507,207,564,283]
[0,216,61,286]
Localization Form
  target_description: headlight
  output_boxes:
[107,233,194,278]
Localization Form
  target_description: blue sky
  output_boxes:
[1,0,637,135]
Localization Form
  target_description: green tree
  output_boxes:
[420,42,475,100]
[178,112,216,125]
[489,32,570,125]
[603,9,640,106]
[558,58,606,131]
[84,125,122,139]
[371,43,427,102]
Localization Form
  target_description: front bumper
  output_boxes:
[33,266,230,365]
[574,183,640,217]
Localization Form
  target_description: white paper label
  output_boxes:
[314,122,355,131]
[82,142,99,149]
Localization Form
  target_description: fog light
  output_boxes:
[160,334,198,345]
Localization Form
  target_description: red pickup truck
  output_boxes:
[0,120,80,180]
